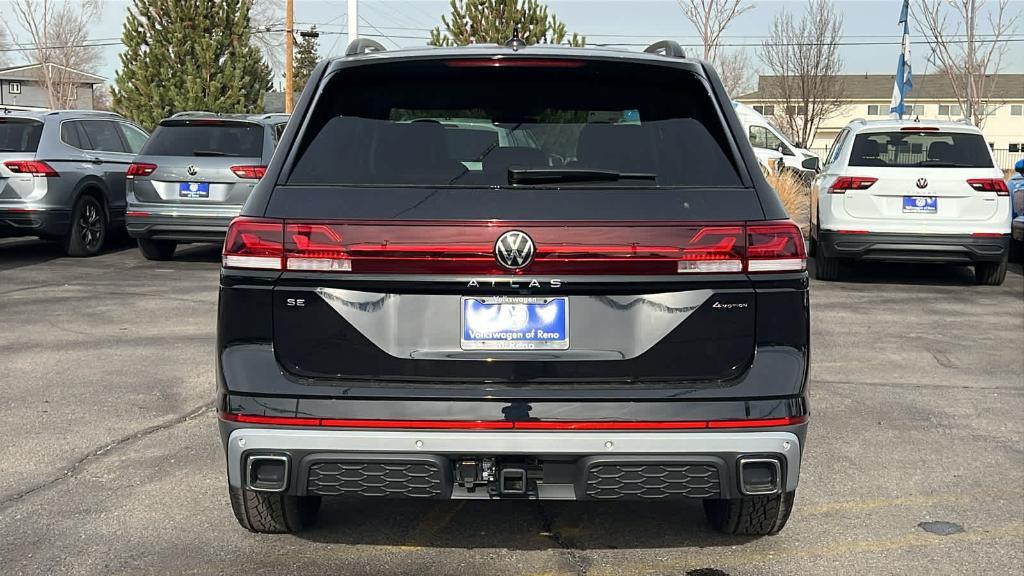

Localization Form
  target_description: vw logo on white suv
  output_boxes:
[494,230,535,269]
[916,177,928,189]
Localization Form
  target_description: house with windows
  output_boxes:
[738,73,1024,168]
[0,63,105,111]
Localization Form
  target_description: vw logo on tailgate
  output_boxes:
[916,178,928,189]
[494,230,535,270]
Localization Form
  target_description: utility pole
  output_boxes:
[965,0,977,124]
[285,0,295,113]
[348,0,358,46]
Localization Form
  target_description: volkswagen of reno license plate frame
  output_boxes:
[461,296,569,350]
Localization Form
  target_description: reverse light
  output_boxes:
[230,165,267,180]
[3,160,58,177]
[967,178,1009,195]
[222,217,284,270]
[677,225,743,273]
[828,176,877,194]
[126,162,157,178]
[285,223,353,271]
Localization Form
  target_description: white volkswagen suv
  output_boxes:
[810,119,1010,285]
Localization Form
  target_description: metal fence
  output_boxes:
[807,147,1022,171]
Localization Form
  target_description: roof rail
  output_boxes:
[346,38,387,57]
[644,40,686,59]
[170,111,220,118]
[46,109,124,118]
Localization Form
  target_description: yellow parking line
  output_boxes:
[587,522,1024,576]
[405,501,467,548]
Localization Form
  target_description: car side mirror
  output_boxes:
[801,157,820,172]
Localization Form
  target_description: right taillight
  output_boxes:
[746,220,807,272]
[222,217,284,270]
[677,226,744,273]
[126,163,157,178]
[967,178,1009,195]
[828,176,877,194]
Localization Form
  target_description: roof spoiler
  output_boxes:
[644,40,686,59]
[345,38,387,57]
[45,110,124,118]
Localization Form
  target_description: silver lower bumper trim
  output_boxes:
[226,428,802,493]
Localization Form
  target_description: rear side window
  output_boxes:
[81,120,128,153]
[142,122,264,157]
[288,59,742,187]
[849,131,994,168]
[119,123,149,154]
[0,119,43,152]
[61,121,83,149]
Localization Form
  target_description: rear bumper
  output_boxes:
[221,425,805,500]
[0,208,70,238]
[126,202,239,242]
[818,230,1009,263]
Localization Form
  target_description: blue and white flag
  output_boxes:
[889,0,913,117]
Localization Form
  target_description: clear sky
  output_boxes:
[2,0,1022,85]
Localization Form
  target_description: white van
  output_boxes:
[733,102,820,180]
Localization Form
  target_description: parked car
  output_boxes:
[733,101,819,181]
[810,119,1011,284]
[0,110,148,255]
[125,112,289,260]
[217,39,809,537]
[1009,158,1024,261]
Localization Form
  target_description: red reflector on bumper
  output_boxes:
[220,413,807,430]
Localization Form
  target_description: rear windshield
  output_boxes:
[849,131,994,168]
[141,122,263,157]
[288,59,742,187]
[0,119,43,153]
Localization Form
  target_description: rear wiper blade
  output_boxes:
[191,150,237,157]
[508,167,657,185]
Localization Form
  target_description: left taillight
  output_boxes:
[746,220,807,272]
[222,217,284,270]
[3,160,58,177]
[967,178,1009,196]
[126,162,157,178]
[230,165,267,179]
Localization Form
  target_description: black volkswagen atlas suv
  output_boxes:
[216,39,810,536]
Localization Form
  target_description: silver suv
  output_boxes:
[0,110,149,256]
[125,112,288,260]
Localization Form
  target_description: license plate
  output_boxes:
[461,297,568,350]
[179,182,210,198]
[903,196,937,213]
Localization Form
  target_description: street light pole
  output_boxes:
[348,0,358,45]
[285,0,295,113]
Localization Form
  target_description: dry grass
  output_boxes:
[766,171,811,234]
[1004,169,1015,181]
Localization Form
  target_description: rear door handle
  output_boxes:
[89,156,104,165]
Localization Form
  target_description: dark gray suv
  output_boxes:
[0,110,149,256]
[125,112,288,260]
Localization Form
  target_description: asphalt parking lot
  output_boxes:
[0,236,1021,576]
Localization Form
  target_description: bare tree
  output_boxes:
[915,0,1021,127]
[5,0,103,109]
[716,48,754,96]
[759,0,845,147]
[677,0,752,61]
[0,28,10,68]
[677,1,754,97]
[250,0,283,80]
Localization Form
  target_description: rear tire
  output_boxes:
[974,259,1007,286]
[64,195,107,257]
[703,491,796,536]
[138,238,177,261]
[228,486,321,534]
[814,251,841,281]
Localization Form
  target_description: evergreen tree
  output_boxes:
[112,0,273,130]
[430,0,585,47]
[292,26,320,92]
